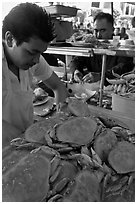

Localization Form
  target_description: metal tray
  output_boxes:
[71,41,94,48]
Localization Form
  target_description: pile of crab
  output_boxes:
[2,98,135,202]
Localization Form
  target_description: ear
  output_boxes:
[5,31,14,47]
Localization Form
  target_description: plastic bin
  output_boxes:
[112,93,135,119]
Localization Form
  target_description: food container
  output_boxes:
[112,36,120,47]
[112,93,135,119]
[88,105,135,132]
[126,29,135,44]
[45,5,78,17]
[125,39,135,45]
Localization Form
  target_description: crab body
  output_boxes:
[2,146,51,202]
[108,141,135,174]
[49,117,98,146]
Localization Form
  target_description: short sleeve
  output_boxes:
[31,55,53,81]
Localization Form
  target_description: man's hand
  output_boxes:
[74,70,83,83]
[82,72,94,83]
[82,72,101,83]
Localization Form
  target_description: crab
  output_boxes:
[60,170,101,202]
[2,144,79,202]
[10,112,69,149]
[108,141,135,174]
[2,145,51,202]
[93,128,118,162]
[66,97,90,117]
[49,116,98,147]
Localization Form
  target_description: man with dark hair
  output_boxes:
[69,12,134,84]
[94,12,114,39]
[2,3,68,146]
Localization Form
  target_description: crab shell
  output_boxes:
[50,117,98,145]
[62,170,101,202]
[94,129,118,161]
[67,98,90,117]
[2,146,51,202]
[24,112,68,144]
[108,141,135,174]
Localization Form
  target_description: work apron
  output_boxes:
[2,59,34,133]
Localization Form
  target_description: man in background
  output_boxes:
[69,12,134,85]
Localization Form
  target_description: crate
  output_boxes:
[112,93,135,119]
[88,104,135,132]
[45,5,78,17]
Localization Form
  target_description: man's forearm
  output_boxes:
[53,83,68,104]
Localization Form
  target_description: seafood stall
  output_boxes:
[2,25,135,204]
[2,28,135,204]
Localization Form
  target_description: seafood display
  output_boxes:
[106,70,135,99]
[2,98,135,202]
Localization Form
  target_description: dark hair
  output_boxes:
[94,12,114,26]
[2,2,56,45]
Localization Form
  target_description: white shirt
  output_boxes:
[2,46,53,132]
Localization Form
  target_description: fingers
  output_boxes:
[82,73,94,83]
[74,70,83,83]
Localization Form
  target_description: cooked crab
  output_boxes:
[2,146,51,202]
[108,141,135,174]
[94,128,118,161]
[49,116,98,146]
[24,112,69,145]
[67,97,90,117]
[61,170,101,202]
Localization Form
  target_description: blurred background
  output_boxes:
[2,1,135,29]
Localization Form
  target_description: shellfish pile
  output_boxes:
[2,98,135,202]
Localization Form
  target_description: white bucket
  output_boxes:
[112,94,135,119]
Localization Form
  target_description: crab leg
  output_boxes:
[81,146,92,157]
[106,78,126,84]
[49,165,62,184]
[90,147,102,165]
[50,177,70,196]
[122,73,135,81]
[128,172,135,186]
[50,155,61,177]
[47,194,63,202]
